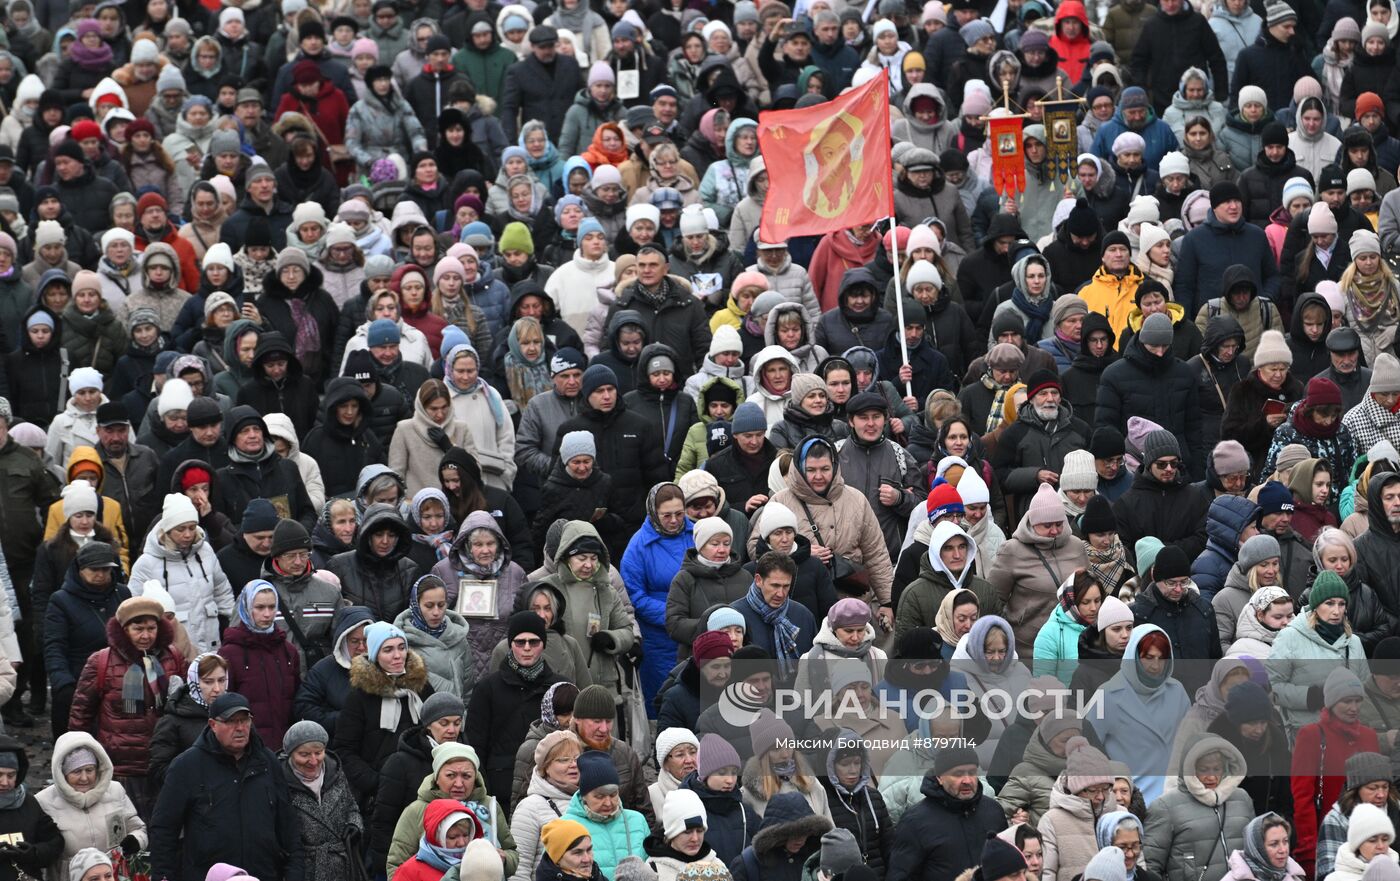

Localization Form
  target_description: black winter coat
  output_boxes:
[1231,31,1312,113]
[254,273,338,386]
[1189,315,1253,453]
[332,652,434,805]
[1128,5,1228,112]
[1221,370,1306,472]
[293,606,375,738]
[326,504,421,623]
[300,378,382,498]
[216,447,317,531]
[42,564,130,692]
[220,195,295,252]
[463,662,566,802]
[624,343,697,469]
[1097,335,1206,474]
[704,442,776,514]
[991,402,1091,512]
[1060,316,1119,427]
[0,738,62,881]
[681,773,760,867]
[822,778,894,876]
[606,277,711,372]
[554,397,669,526]
[3,305,63,428]
[498,53,584,141]
[1341,46,1395,118]
[54,165,119,233]
[1238,149,1313,227]
[368,725,437,867]
[149,726,305,881]
[1112,468,1211,564]
[960,216,1023,336]
[1353,473,1400,620]
[885,776,1007,881]
[217,535,269,598]
[1044,227,1103,294]
[148,686,213,784]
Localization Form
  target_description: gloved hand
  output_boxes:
[1307,685,1324,712]
[120,835,141,856]
[590,631,615,653]
[7,842,34,859]
[427,427,453,452]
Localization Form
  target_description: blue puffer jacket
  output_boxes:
[620,510,692,711]
[561,791,649,879]
[467,263,512,339]
[1190,495,1259,601]
[1089,109,1180,169]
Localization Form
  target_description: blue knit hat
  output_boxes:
[367,318,399,347]
[578,217,605,240]
[365,621,406,664]
[577,750,620,794]
[1255,480,1295,521]
[731,401,766,435]
[580,364,618,400]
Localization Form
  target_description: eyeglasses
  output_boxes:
[512,637,543,648]
[1153,459,1181,471]
[279,550,310,564]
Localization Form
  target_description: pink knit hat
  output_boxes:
[1026,483,1066,527]
[1064,736,1113,795]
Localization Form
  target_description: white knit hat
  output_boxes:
[1351,228,1382,257]
[956,467,989,505]
[1124,195,1159,226]
[1096,596,1133,631]
[907,260,943,290]
[1308,202,1338,236]
[1347,803,1395,855]
[1348,168,1378,195]
[760,502,799,538]
[1253,329,1293,367]
[68,849,113,881]
[654,727,699,766]
[140,580,177,615]
[1238,85,1268,109]
[1282,176,1314,208]
[203,242,234,270]
[69,367,102,393]
[661,788,708,840]
[680,205,709,236]
[62,481,98,519]
[1158,151,1189,178]
[626,203,661,230]
[1059,450,1098,492]
[323,222,356,248]
[157,492,199,534]
[35,219,65,248]
[1138,223,1170,255]
[291,201,328,229]
[157,378,193,417]
[709,324,742,357]
[692,516,733,551]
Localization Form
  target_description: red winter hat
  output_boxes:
[926,478,965,522]
[136,192,167,217]
[1305,375,1342,408]
[126,118,156,139]
[180,465,212,490]
[292,60,322,85]
[1357,92,1386,120]
[692,630,734,665]
[70,119,102,142]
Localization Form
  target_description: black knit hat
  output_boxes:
[1135,278,1171,306]
[932,745,980,776]
[507,610,548,644]
[344,349,379,384]
[978,833,1028,881]
[1079,494,1116,536]
[1100,229,1130,254]
[1209,180,1245,207]
[270,518,311,557]
[1066,198,1099,237]
[186,396,222,428]
[298,18,326,41]
[53,139,83,163]
[1090,426,1125,459]
[1151,544,1191,581]
[1261,121,1288,147]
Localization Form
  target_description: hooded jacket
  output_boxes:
[129,514,234,653]
[894,520,996,642]
[539,520,636,690]
[36,731,146,879]
[328,503,421,624]
[301,378,383,498]
[1142,737,1254,881]
[293,605,374,737]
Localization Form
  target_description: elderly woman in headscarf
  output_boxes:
[951,614,1032,764]
[431,510,529,674]
[621,483,693,709]
[1225,813,1307,881]
[406,487,455,575]
[1095,810,1161,881]
[501,316,554,410]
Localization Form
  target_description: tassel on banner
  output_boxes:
[989,112,1026,199]
[1040,102,1079,185]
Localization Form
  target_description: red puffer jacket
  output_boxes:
[218,623,301,750]
[68,617,185,777]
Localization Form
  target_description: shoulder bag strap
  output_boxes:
[274,590,311,652]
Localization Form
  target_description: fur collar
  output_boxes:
[348,650,429,696]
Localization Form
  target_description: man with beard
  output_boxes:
[1115,430,1212,565]
[1043,199,1106,293]
[991,371,1091,523]
[886,747,1007,881]
[94,401,159,554]
[1098,311,1206,474]
[1318,326,1372,411]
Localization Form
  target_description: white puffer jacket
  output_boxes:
[35,732,147,881]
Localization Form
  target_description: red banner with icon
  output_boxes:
[757,70,893,242]
[989,113,1026,198]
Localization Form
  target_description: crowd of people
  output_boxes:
[3,0,1400,879]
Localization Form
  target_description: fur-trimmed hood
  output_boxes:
[348,649,430,696]
[750,791,833,855]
